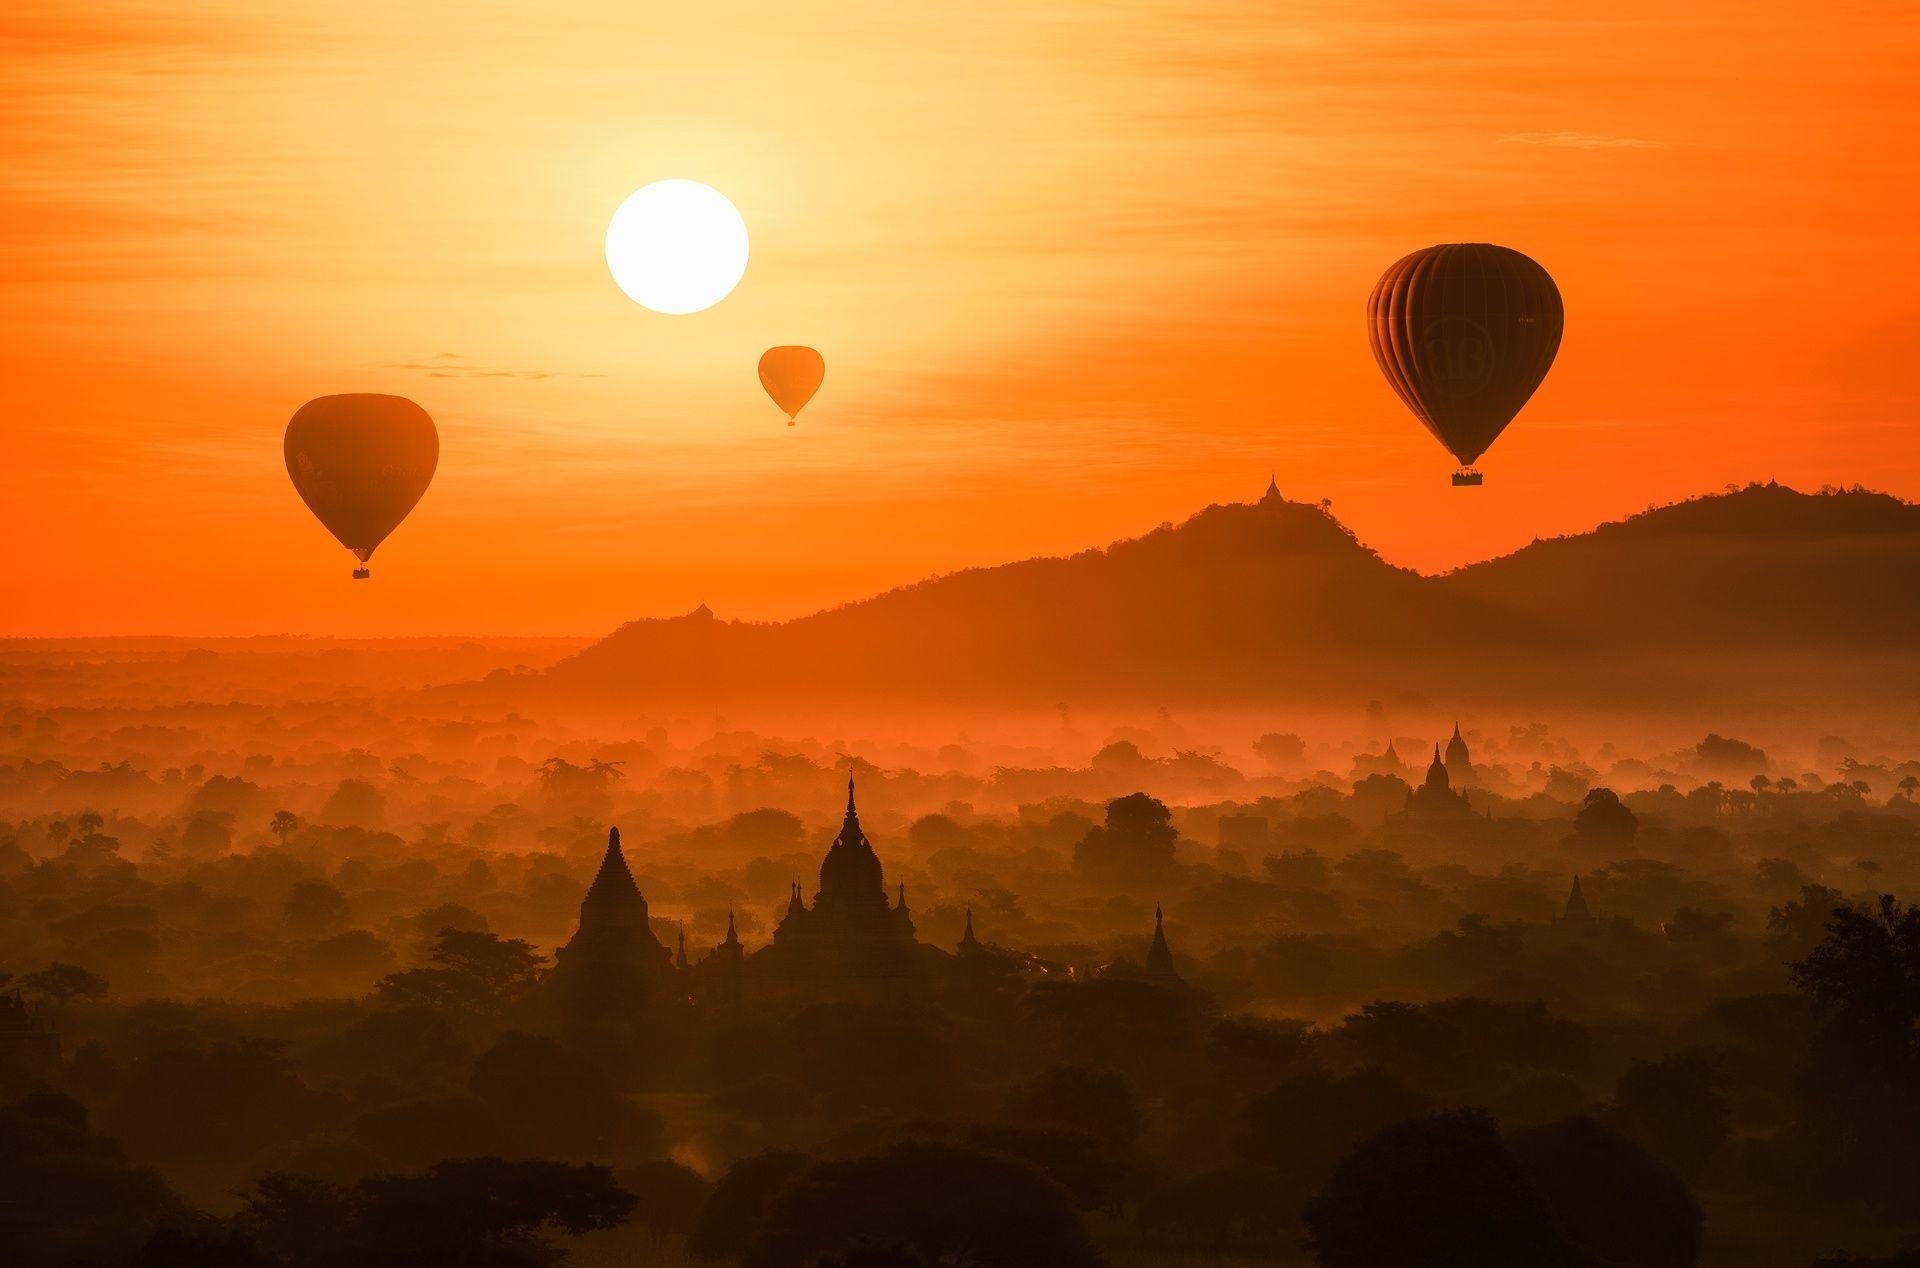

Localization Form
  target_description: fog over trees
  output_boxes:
[4,637,1920,1266]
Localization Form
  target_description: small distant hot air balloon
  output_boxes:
[284,394,438,579]
[1366,243,1563,485]
[758,346,825,426]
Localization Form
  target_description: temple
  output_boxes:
[538,826,679,1021]
[1401,743,1478,819]
[1144,905,1180,984]
[540,778,1180,1032]
[754,779,933,1000]
[1557,875,1594,928]
[1444,722,1474,786]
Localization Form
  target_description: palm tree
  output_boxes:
[271,809,300,846]
[1899,775,1918,801]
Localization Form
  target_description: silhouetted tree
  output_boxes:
[350,1095,499,1172]
[1607,1052,1729,1181]
[1254,732,1307,770]
[1304,1108,1583,1268]
[375,928,545,1016]
[1206,1017,1316,1093]
[1573,788,1638,846]
[18,960,107,1007]
[1,1092,190,1268]
[320,778,386,827]
[270,810,301,847]
[1072,792,1178,887]
[965,1124,1125,1211]
[138,1223,273,1268]
[1004,1063,1144,1147]
[1769,885,1850,959]
[238,1158,635,1268]
[470,1031,656,1159]
[107,1038,334,1163]
[1239,1066,1431,1213]
[285,881,349,935]
[615,1158,711,1241]
[689,1151,811,1260]
[745,1143,1101,1268]
[1511,1116,1703,1268]
[812,1246,928,1268]
[1787,894,1920,1210]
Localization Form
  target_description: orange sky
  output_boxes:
[3,0,1916,636]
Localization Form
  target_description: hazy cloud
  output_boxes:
[1499,131,1663,150]
[382,354,600,381]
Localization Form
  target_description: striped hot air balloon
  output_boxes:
[1367,244,1563,485]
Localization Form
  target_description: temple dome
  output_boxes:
[818,779,887,910]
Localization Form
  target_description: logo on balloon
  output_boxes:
[1419,317,1495,399]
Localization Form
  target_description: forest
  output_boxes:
[3,640,1919,1268]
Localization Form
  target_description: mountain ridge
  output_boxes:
[528,481,1918,712]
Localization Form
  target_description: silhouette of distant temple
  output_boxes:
[1400,744,1479,819]
[1144,905,1180,984]
[753,779,935,1000]
[1445,723,1474,786]
[1353,740,1409,780]
[539,826,680,1019]
[1556,875,1594,928]
[539,779,1184,1029]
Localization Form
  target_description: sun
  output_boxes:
[605,180,749,315]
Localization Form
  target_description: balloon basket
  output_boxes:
[352,567,371,580]
[1451,469,1484,487]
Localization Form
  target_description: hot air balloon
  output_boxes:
[284,394,438,578]
[758,346,825,426]
[1366,243,1563,485]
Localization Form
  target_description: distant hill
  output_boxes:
[1447,484,1920,652]
[532,482,1919,712]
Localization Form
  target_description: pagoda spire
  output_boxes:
[579,827,645,918]
[1146,904,1179,980]
[958,906,982,954]
[1564,874,1592,922]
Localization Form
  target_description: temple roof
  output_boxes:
[583,827,643,908]
[818,777,886,910]
[1145,904,1179,979]
[561,826,666,955]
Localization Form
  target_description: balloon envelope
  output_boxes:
[284,394,438,565]
[758,346,825,423]
[1366,243,1563,470]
